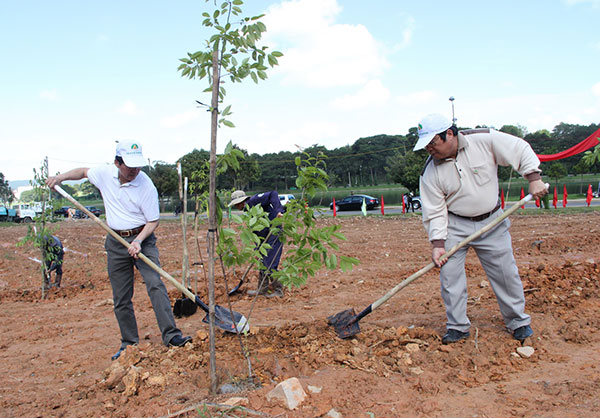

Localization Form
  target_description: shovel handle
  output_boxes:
[54,185,198,304]
[370,190,540,312]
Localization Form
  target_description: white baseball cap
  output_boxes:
[116,140,146,167]
[413,114,453,151]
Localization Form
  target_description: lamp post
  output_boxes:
[449,96,456,125]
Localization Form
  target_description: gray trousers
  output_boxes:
[104,233,181,349]
[441,209,531,333]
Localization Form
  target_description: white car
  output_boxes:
[279,194,296,206]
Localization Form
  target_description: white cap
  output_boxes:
[228,190,249,207]
[116,140,146,167]
[413,114,453,151]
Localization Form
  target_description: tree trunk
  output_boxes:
[207,49,220,394]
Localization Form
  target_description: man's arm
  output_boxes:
[46,168,89,189]
[129,220,159,258]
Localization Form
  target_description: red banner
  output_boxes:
[520,188,525,209]
[563,184,568,208]
[381,195,385,215]
[587,184,593,207]
[402,194,406,213]
[536,127,600,161]
[332,197,336,217]
[500,188,505,209]
[553,186,558,209]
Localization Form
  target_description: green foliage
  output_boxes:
[0,172,14,204]
[148,161,179,200]
[177,0,282,128]
[17,159,57,298]
[545,162,567,184]
[217,151,359,288]
[385,150,427,194]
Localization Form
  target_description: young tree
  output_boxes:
[178,0,282,392]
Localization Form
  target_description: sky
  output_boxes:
[1,0,599,182]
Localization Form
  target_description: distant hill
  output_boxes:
[8,180,30,189]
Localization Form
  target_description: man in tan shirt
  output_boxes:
[415,113,547,344]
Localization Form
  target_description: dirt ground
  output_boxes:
[1,211,599,417]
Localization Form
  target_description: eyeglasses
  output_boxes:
[425,135,441,149]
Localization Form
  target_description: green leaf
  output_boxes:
[222,119,235,128]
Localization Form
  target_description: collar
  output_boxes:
[111,165,141,187]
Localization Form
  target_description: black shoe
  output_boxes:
[513,325,533,341]
[111,347,126,361]
[169,335,192,347]
[442,329,470,344]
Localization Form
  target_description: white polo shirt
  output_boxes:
[87,165,159,230]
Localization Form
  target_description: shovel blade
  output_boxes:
[202,304,249,334]
[327,308,361,339]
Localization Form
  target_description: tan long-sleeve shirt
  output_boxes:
[419,128,541,242]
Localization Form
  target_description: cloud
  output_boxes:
[159,110,199,129]
[40,89,58,101]
[391,15,415,52]
[117,100,142,116]
[330,79,391,110]
[395,90,438,106]
[593,82,600,96]
[263,0,388,87]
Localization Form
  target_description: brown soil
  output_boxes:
[1,213,599,417]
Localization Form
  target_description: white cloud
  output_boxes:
[592,82,600,96]
[159,110,199,128]
[330,79,391,110]
[40,89,58,101]
[395,90,438,106]
[263,0,388,87]
[392,15,415,52]
[117,100,142,116]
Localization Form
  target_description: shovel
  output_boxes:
[54,185,249,334]
[328,191,538,339]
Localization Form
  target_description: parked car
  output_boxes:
[12,204,36,223]
[279,194,296,206]
[54,206,71,218]
[411,196,422,210]
[330,194,380,211]
[0,206,16,222]
[85,206,103,217]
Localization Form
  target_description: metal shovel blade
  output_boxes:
[202,304,249,334]
[327,308,361,339]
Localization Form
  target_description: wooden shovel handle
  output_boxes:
[54,185,196,302]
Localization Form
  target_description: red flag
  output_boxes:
[402,194,406,213]
[587,184,593,207]
[563,184,568,208]
[520,187,525,209]
[553,186,558,209]
[380,195,385,215]
[332,198,336,217]
[500,188,505,209]
[535,198,540,207]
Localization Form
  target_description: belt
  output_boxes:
[112,225,145,238]
[449,202,501,222]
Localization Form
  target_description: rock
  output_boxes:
[195,330,209,341]
[405,343,420,352]
[439,345,453,353]
[95,298,114,307]
[479,280,489,288]
[307,385,322,394]
[266,377,307,410]
[122,366,141,397]
[223,397,249,406]
[516,346,535,358]
[409,367,424,375]
[395,326,408,337]
[218,383,240,394]
[104,364,127,389]
[146,374,166,386]
[510,352,521,358]
[327,408,343,418]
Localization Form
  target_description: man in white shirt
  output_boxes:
[415,113,547,344]
[47,141,191,360]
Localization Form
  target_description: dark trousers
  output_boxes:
[262,231,283,273]
[104,233,180,349]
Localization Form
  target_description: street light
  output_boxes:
[449,96,456,125]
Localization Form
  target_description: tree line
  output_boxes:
[6,121,599,208]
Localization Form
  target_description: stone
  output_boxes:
[122,366,141,397]
[479,280,489,288]
[266,377,307,410]
[405,343,420,352]
[395,326,408,337]
[307,385,322,394]
[516,346,535,358]
[104,364,127,389]
[409,367,424,375]
[223,397,249,406]
[327,408,343,418]
[146,374,166,386]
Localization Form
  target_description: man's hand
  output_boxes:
[528,179,548,200]
[432,247,447,267]
[46,175,62,190]
[129,240,142,259]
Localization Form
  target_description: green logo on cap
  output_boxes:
[131,144,139,149]
[418,123,423,131]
